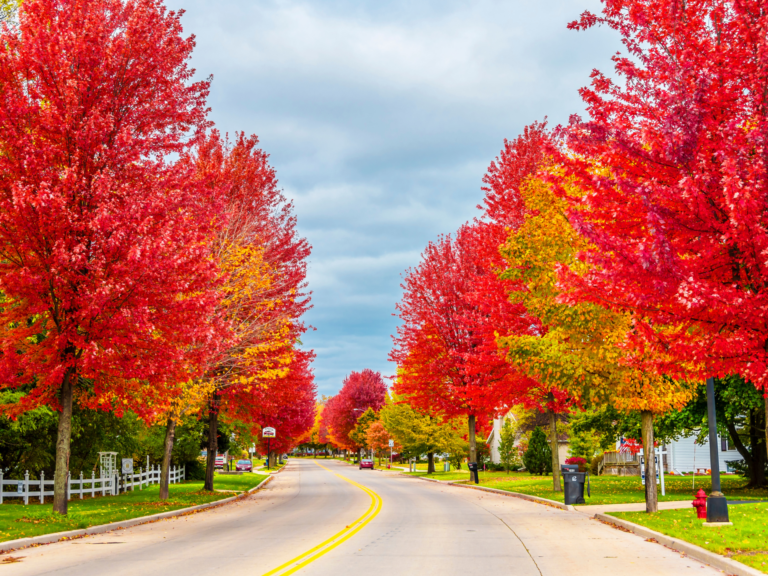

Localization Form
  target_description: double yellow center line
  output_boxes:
[259,461,383,576]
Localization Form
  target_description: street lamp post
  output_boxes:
[705,377,730,524]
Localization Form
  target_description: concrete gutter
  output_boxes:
[595,513,764,576]
[0,474,273,554]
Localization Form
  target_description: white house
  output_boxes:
[663,434,740,474]
[486,408,744,474]
[486,413,568,465]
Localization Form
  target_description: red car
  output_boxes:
[235,459,253,472]
[359,458,374,470]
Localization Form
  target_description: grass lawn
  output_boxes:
[610,503,768,574]
[0,472,268,544]
[407,469,768,506]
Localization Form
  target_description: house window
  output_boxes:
[721,437,735,451]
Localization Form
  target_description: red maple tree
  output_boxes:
[554,0,768,403]
[323,369,387,452]
[0,0,217,514]
[481,120,549,230]
[390,222,533,464]
[229,348,317,460]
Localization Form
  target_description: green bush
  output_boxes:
[726,458,768,481]
[184,458,206,481]
[523,427,552,475]
[448,451,464,470]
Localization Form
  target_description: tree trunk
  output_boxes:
[427,452,435,474]
[53,367,75,515]
[159,417,176,500]
[204,395,219,492]
[548,407,561,492]
[765,394,768,472]
[749,408,767,488]
[641,410,658,513]
[269,452,277,468]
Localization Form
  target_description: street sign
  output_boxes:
[388,439,394,448]
[263,426,276,438]
[122,458,134,474]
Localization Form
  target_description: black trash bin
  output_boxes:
[561,464,578,474]
[563,471,590,505]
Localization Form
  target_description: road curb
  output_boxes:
[595,513,764,576]
[404,473,455,484]
[0,474,273,554]
[406,474,574,510]
[446,482,575,511]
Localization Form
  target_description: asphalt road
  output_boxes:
[2,459,721,576]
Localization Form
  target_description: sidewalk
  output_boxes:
[574,500,692,515]
[575,498,768,515]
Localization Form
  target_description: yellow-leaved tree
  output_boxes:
[499,174,698,512]
[0,0,18,22]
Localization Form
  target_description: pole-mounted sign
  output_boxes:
[121,458,134,475]
[263,427,276,470]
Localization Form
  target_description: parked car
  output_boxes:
[235,460,253,472]
[359,458,374,470]
[214,456,225,469]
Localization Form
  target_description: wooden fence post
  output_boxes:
[40,470,44,504]
[80,472,84,499]
[23,470,29,505]
[0,470,3,504]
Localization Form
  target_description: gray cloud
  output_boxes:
[165,0,622,395]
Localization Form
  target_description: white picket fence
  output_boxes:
[0,465,185,505]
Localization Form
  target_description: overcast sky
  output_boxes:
[165,0,621,397]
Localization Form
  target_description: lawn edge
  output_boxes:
[444,481,575,511]
[0,473,273,554]
[595,512,765,576]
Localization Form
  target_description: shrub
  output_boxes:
[184,458,206,481]
[523,427,551,475]
[448,451,464,470]
[565,457,587,466]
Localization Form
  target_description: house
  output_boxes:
[604,433,741,475]
[663,434,740,474]
[486,411,569,465]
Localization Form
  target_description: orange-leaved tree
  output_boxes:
[498,170,697,511]
[366,421,397,466]
[191,131,312,490]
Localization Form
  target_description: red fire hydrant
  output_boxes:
[692,488,707,519]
